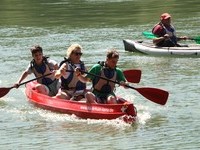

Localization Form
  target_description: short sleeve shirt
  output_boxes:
[25,59,57,74]
[86,64,126,82]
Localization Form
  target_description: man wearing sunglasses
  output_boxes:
[75,49,128,104]
[55,44,87,101]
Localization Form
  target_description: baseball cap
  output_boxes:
[160,13,171,20]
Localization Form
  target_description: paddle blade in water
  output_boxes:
[123,69,141,83]
[0,87,13,98]
[135,87,169,105]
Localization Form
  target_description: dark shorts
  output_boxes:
[93,91,116,104]
[157,40,179,47]
[47,79,59,96]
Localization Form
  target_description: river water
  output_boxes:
[1,0,200,149]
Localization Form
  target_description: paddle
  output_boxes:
[78,70,168,105]
[0,73,52,98]
[188,37,200,44]
[65,69,142,83]
[123,69,141,83]
[142,31,157,39]
[142,31,200,44]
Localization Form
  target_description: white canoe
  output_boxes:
[123,39,200,57]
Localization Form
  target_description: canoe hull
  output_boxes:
[123,39,200,57]
[25,81,137,122]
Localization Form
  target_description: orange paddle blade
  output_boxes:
[135,87,169,105]
[125,84,169,105]
[123,69,141,83]
[0,87,13,98]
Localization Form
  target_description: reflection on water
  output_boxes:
[0,0,200,27]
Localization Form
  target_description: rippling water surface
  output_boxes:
[1,0,200,149]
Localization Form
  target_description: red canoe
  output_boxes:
[25,81,137,123]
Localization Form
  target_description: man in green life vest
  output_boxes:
[75,49,128,104]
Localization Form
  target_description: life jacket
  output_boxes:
[30,56,55,85]
[59,57,86,91]
[152,22,177,44]
[92,61,117,94]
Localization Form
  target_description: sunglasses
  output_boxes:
[73,52,83,56]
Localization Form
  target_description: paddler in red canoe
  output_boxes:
[75,49,129,104]
[14,45,59,96]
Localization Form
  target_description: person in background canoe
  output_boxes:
[14,45,59,96]
[54,44,87,101]
[152,13,188,47]
[75,49,128,104]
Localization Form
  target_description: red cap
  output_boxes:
[160,13,171,20]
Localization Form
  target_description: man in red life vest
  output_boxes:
[152,13,188,47]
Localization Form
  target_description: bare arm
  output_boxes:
[153,37,165,45]
[17,71,29,84]
[177,36,188,41]
[54,63,59,70]
[77,74,91,83]
[75,68,91,83]
[55,63,67,79]
[153,34,169,45]
[13,71,29,88]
